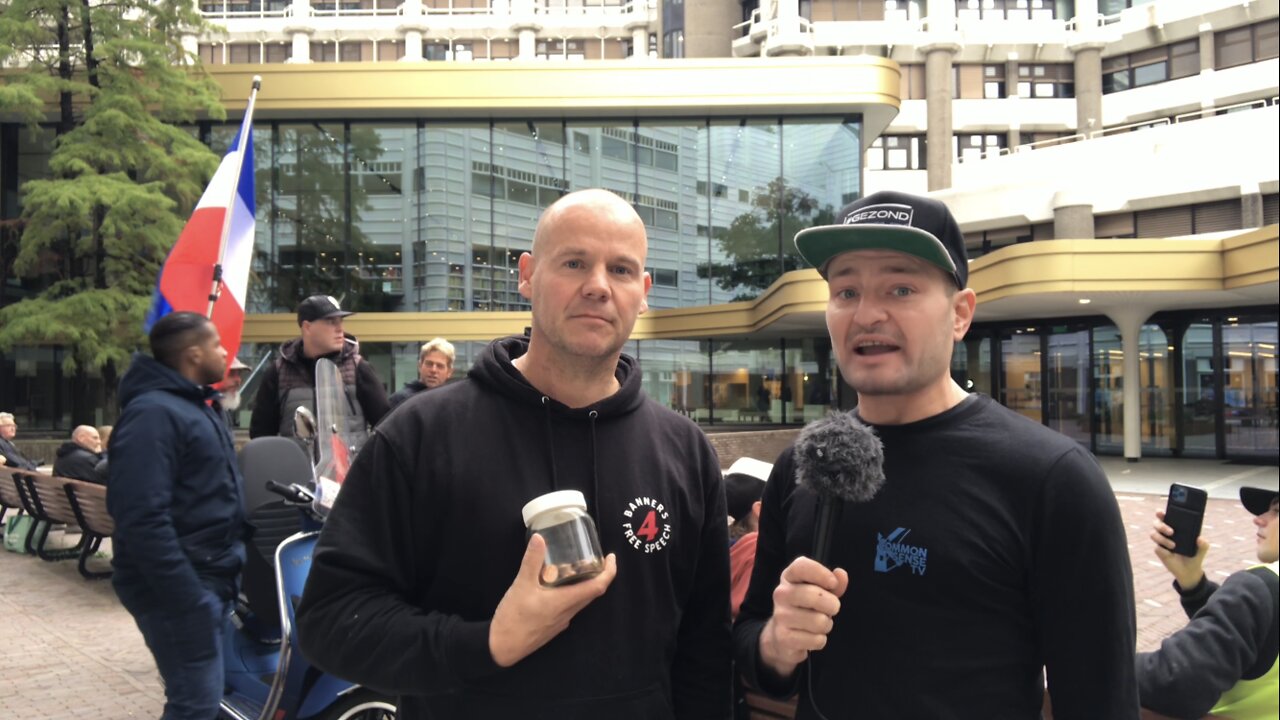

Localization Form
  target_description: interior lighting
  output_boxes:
[1078,298,1091,304]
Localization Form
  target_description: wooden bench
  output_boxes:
[10,470,113,579]
[63,479,113,580]
[18,471,87,562]
[0,465,25,521]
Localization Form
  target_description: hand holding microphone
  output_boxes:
[759,412,884,680]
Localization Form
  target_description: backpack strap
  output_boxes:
[1241,564,1279,680]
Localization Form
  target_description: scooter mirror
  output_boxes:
[294,406,317,440]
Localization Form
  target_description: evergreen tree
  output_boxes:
[696,177,836,302]
[0,0,225,423]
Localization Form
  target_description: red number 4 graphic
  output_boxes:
[636,510,659,542]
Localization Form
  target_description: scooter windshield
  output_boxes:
[312,357,361,517]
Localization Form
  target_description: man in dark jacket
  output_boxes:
[388,337,455,410]
[296,189,732,719]
[51,425,103,482]
[0,412,40,470]
[248,295,390,453]
[108,312,246,720]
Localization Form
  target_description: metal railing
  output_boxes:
[954,96,1278,164]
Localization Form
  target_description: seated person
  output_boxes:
[725,456,773,619]
[52,425,105,483]
[0,412,40,471]
[1136,485,1279,719]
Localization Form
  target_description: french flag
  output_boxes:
[146,78,261,366]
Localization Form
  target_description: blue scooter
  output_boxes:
[221,358,394,720]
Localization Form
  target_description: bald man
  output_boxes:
[52,425,104,483]
[298,189,732,719]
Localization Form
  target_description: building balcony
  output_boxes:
[944,103,1279,226]
[1102,59,1280,126]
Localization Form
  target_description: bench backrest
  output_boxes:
[63,479,114,536]
[24,473,81,526]
[0,466,24,509]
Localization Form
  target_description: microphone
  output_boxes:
[793,412,885,568]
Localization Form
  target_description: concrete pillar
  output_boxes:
[1008,125,1022,151]
[684,0,737,58]
[1106,307,1156,461]
[1199,23,1215,72]
[1049,193,1090,238]
[402,29,424,61]
[1242,192,1265,229]
[630,25,648,59]
[1070,43,1104,136]
[923,43,958,191]
[181,34,199,64]
[288,31,312,62]
[515,26,539,59]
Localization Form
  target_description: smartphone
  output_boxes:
[1164,483,1207,557]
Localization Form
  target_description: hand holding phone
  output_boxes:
[1163,483,1207,557]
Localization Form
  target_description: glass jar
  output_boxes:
[521,490,605,587]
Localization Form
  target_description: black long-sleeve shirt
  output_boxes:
[734,395,1139,719]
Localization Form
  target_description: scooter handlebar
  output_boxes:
[265,480,316,505]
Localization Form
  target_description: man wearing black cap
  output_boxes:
[734,191,1138,718]
[249,295,390,450]
[1138,485,1279,718]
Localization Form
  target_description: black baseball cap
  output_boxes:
[794,190,969,289]
[297,295,354,325]
[1240,486,1279,516]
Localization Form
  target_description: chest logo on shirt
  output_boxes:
[874,528,928,576]
[621,496,671,554]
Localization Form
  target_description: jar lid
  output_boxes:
[521,489,587,526]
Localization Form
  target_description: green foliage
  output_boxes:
[696,177,836,302]
[0,0,227,382]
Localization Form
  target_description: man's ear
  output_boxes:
[517,252,535,300]
[639,271,653,314]
[751,499,762,520]
[952,288,976,341]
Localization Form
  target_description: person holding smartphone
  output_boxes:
[1137,485,1279,719]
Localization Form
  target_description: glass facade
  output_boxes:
[2,111,1276,460]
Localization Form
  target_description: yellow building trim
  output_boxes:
[242,228,1279,345]
[207,58,900,131]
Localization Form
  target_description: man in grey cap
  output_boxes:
[733,190,1137,719]
[249,295,390,450]
[1138,485,1279,718]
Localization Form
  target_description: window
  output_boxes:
[228,43,261,63]
[536,39,585,61]
[647,267,680,287]
[956,0,1066,20]
[663,30,684,59]
[1216,22,1280,69]
[884,0,923,21]
[866,135,927,170]
[953,133,1007,161]
[1016,64,1074,98]
[1102,41,1198,94]
[898,64,926,100]
[953,65,1005,99]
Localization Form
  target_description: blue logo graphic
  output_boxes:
[874,528,928,575]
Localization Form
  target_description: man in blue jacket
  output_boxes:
[108,312,246,720]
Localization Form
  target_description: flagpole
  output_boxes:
[207,75,262,318]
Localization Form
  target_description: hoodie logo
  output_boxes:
[874,527,928,575]
[621,496,671,554]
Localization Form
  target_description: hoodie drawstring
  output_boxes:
[541,396,559,491]
[539,397,603,522]
[587,410,600,522]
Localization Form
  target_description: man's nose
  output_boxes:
[582,264,611,298]
[851,294,888,328]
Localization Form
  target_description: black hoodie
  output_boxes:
[297,336,732,719]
